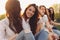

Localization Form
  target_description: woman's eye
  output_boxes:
[29,9,35,13]
[29,9,31,11]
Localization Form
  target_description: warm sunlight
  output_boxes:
[19,0,60,12]
[0,0,7,15]
[0,0,60,15]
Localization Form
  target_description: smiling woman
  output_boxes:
[0,0,7,15]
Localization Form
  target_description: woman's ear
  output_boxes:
[6,13,9,17]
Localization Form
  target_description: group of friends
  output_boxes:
[0,0,60,40]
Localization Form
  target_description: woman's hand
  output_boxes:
[8,34,18,40]
[49,32,59,40]
[53,33,59,39]
[51,21,60,26]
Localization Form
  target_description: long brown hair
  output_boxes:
[5,0,23,33]
[23,4,39,35]
[48,7,54,21]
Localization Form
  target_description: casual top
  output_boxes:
[37,15,49,32]
[0,17,32,40]
[37,15,48,29]
[0,17,15,40]
[22,17,31,33]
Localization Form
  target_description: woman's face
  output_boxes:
[38,7,45,16]
[49,8,54,14]
[26,6,35,18]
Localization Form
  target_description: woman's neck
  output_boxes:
[38,14,42,18]
[22,16,30,22]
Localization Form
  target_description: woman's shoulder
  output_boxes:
[43,15,47,18]
[0,17,9,24]
[0,18,6,24]
[0,17,9,28]
[43,15,48,22]
[0,18,7,30]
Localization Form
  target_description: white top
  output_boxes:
[0,17,15,40]
[22,18,31,33]
[0,17,32,40]
[37,15,48,28]
[37,15,49,32]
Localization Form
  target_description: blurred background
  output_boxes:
[0,0,60,30]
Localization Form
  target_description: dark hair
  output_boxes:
[5,0,23,33]
[48,7,54,21]
[23,4,39,35]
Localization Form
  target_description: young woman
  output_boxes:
[49,7,54,21]
[0,0,22,40]
[16,4,39,40]
[48,7,60,38]
[35,5,59,40]
[49,7,60,27]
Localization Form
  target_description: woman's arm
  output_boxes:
[45,21,53,32]
[44,15,53,32]
[8,34,18,40]
[36,21,43,34]
[51,21,60,26]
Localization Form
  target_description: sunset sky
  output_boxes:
[0,0,60,15]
